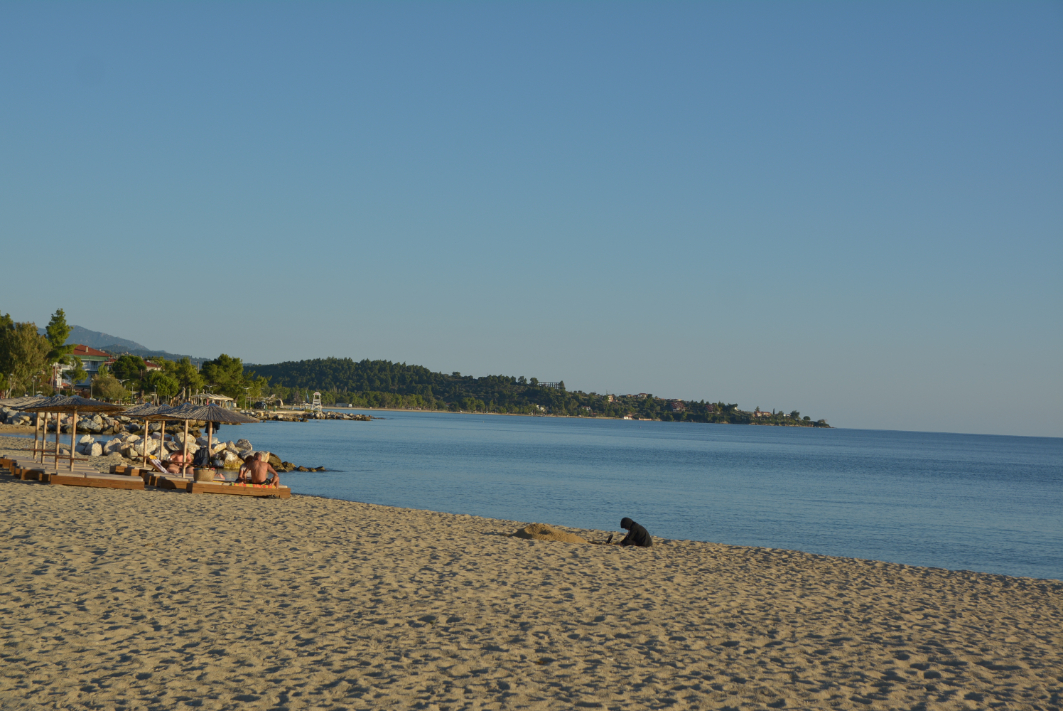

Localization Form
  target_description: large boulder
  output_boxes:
[236,438,253,451]
[79,434,95,444]
[104,439,123,455]
[88,443,103,457]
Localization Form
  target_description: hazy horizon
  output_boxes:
[2,2,1060,438]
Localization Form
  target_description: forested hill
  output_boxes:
[248,357,829,426]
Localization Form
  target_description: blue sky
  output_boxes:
[1,2,1060,437]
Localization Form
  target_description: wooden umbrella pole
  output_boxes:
[182,419,190,477]
[54,414,61,467]
[142,417,150,469]
[69,411,78,472]
[32,413,40,462]
[159,419,166,466]
[207,421,213,473]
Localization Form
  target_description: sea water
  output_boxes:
[12,411,1059,579]
[221,411,1062,581]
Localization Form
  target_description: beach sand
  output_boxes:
[1,475,1060,710]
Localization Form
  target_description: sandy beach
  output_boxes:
[1,466,1060,710]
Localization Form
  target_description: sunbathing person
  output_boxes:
[235,454,255,483]
[166,451,190,475]
[244,452,279,486]
[618,517,653,547]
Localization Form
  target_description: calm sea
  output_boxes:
[213,410,1062,581]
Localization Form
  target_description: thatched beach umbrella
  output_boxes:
[1,395,55,463]
[121,403,173,470]
[159,403,259,477]
[24,396,125,471]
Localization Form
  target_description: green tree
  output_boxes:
[144,370,179,399]
[0,310,10,395]
[92,370,129,401]
[201,354,248,398]
[0,321,51,395]
[44,309,76,389]
[44,309,75,363]
[110,354,147,384]
[172,357,204,395]
[67,357,88,390]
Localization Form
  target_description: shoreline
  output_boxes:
[290,406,832,427]
[5,432,1055,583]
[1,477,1059,709]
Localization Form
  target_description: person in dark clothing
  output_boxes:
[193,446,211,468]
[619,517,653,547]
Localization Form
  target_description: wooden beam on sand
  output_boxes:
[152,475,191,491]
[48,474,145,490]
[190,482,291,499]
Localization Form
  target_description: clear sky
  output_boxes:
[2,2,1060,437]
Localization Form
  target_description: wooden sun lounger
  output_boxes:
[5,461,96,481]
[153,475,192,491]
[47,472,146,490]
[5,456,95,472]
[190,482,291,499]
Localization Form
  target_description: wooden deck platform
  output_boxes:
[190,482,291,498]
[109,465,144,477]
[3,459,98,481]
[48,472,145,490]
[2,458,287,498]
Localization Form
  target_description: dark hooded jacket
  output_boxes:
[619,517,652,547]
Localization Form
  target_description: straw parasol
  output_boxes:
[121,403,174,470]
[159,403,260,478]
[0,395,52,409]
[24,396,125,471]
[1,395,57,463]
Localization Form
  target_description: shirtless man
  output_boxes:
[166,450,190,475]
[244,452,279,486]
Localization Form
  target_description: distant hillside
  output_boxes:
[37,324,146,351]
[98,346,209,368]
[249,357,830,426]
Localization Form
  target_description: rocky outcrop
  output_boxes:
[246,410,373,422]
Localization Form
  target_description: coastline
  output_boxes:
[303,406,831,427]
[1,477,1060,709]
